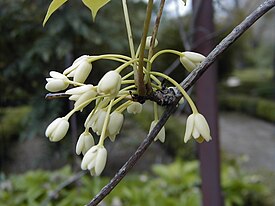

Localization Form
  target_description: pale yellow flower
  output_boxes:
[81,145,107,176]
[45,117,69,142]
[184,113,211,143]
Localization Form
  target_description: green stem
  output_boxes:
[116,100,132,113]
[150,49,183,64]
[120,84,136,92]
[137,0,154,96]
[115,58,139,73]
[121,80,135,84]
[150,71,198,113]
[113,94,128,106]
[122,0,137,74]
[88,54,131,62]
[150,74,162,86]
[67,80,85,86]
[122,71,134,80]
[98,99,114,146]
[64,96,102,120]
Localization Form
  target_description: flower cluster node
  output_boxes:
[45,49,210,176]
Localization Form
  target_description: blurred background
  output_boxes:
[0,0,274,205]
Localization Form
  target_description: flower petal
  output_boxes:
[184,114,195,143]
[95,146,107,176]
[81,146,98,170]
[76,134,85,155]
[194,114,211,141]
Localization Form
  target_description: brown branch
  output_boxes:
[85,0,275,205]
[146,0,166,94]
[137,0,154,96]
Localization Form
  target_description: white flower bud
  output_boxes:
[184,52,205,63]
[62,55,92,83]
[180,52,205,72]
[73,61,92,83]
[97,71,122,97]
[63,55,90,75]
[184,113,212,143]
[81,145,107,176]
[66,84,94,95]
[108,111,124,142]
[127,102,143,114]
[93,109,107,135]
[149,120,165,143]
[76,131,95,155]
[145,36,158,49]
[45,71,69,92]
[45,117,69,142]
[66,85,97,111]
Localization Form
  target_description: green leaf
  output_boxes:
[43,0,69,26]
[82,0,110,20]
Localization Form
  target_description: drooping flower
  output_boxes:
[63,55,92,83]
[76,131,95,155]
[45,71,69,92]
[81,145,107,176]
[92,109,107,135]
[107,111,124,142]
[127,102,143,114]
[180,52,205,72]
[184,113,212,143]
[45,117,69,142]
[97,71,122,97]
[149,120,165,143]
[66,85,97,111]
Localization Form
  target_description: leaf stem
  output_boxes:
[122,0,138,75]
[98,99,114,146]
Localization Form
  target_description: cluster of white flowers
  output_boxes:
[45,38,211,176]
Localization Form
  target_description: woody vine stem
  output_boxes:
[86,0,275,205]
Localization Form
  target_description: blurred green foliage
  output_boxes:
[0,106,30,140]
[229,68,274,99]
[220,95,275,122]
[0,160,272,206]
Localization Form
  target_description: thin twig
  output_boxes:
[86,0,275,205]
[146,0,166,93]
[137,0,154,96]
